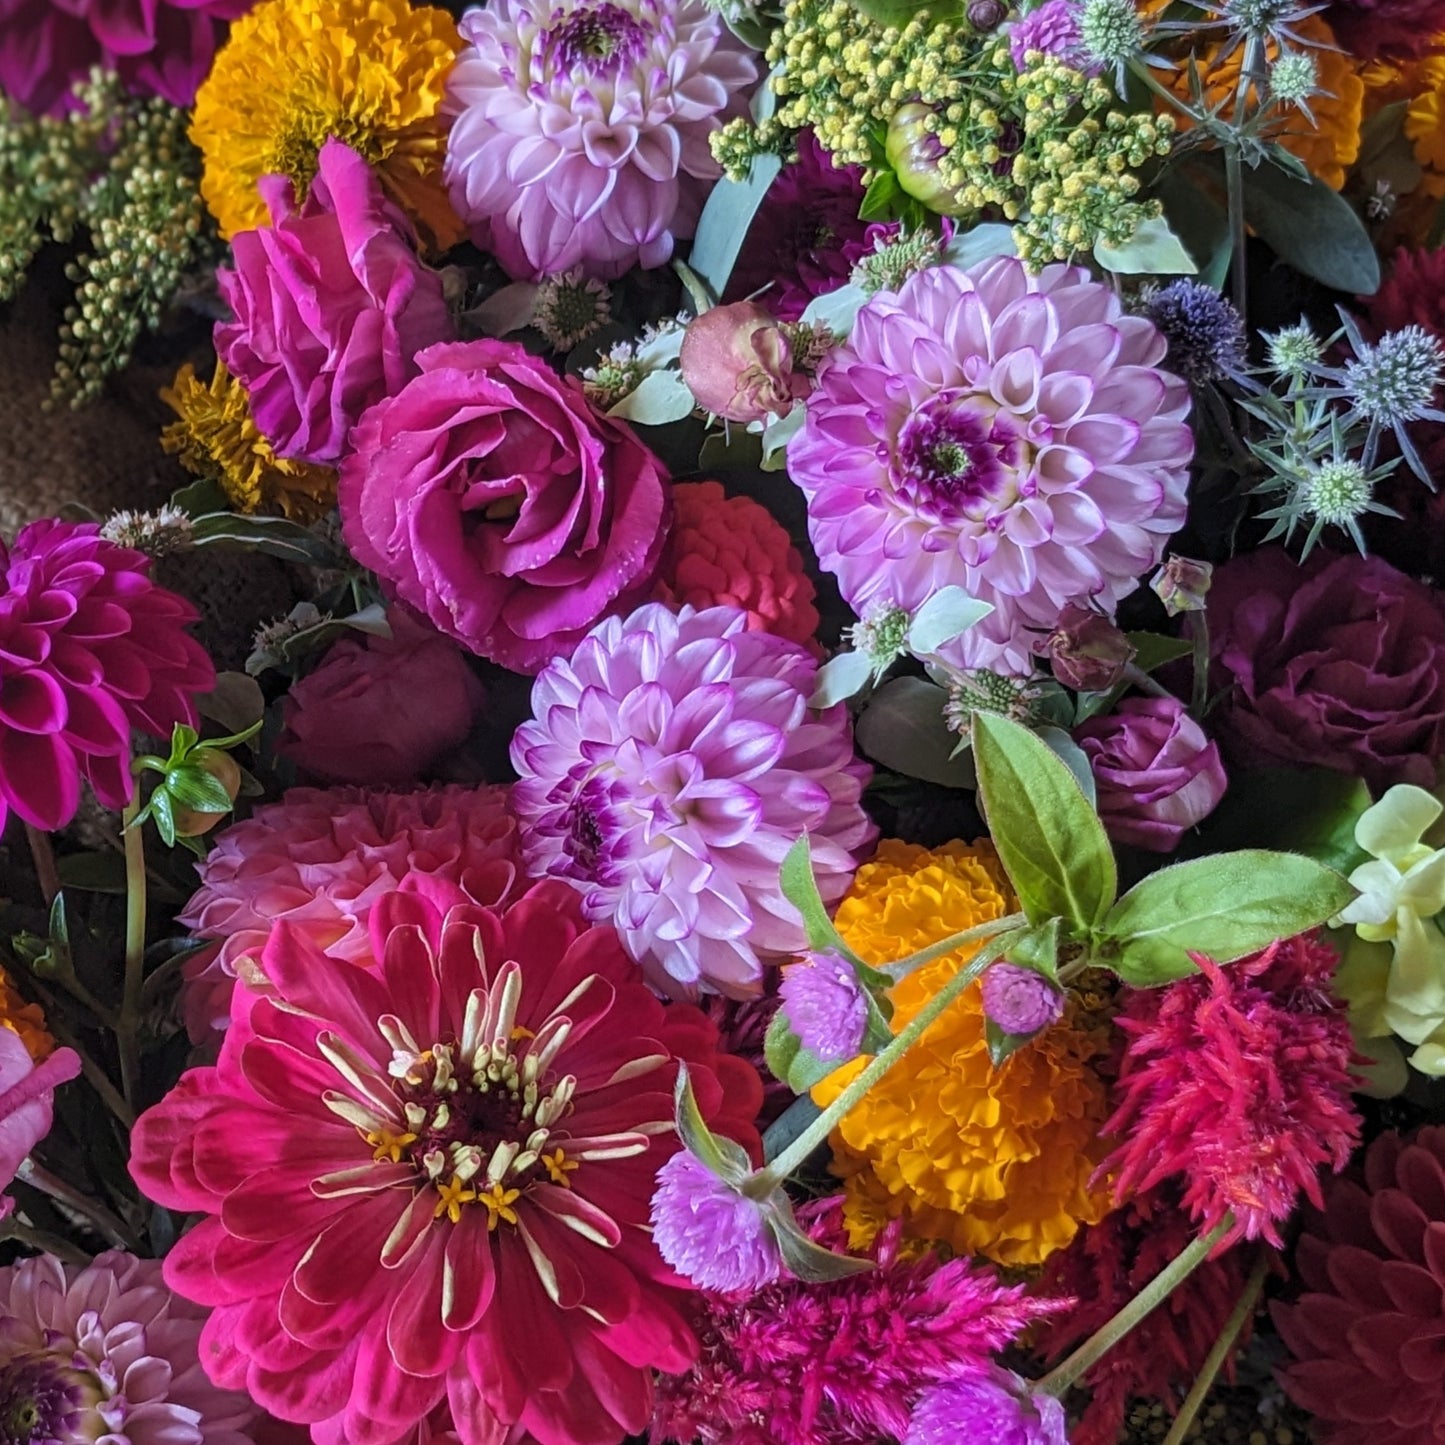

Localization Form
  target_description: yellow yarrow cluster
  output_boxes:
[190,0,463,251]
[812,839,1114,1268]
[0,968,53,1062]
[160,361,336,521]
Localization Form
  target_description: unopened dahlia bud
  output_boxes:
[1150,554,1214,615]
[1044,604,1135,691]
[680,302,815,423]
[884,103,970,217]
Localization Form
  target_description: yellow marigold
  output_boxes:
[190,0,463,251]
[160,362,336,521]
[812,838,1113,1268]
[0,969,53,1062]
[1403,53,1445,196]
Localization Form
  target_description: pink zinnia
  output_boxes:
[509,602,877,998]
[649,1197,1064,1445]
[177,784,521,1041]
[1098,931,1362,1249]
[131,877,763,1445]
[790,255,1194,676]
[441,0,758,281]
[0,519,213,832]
[0,1251,257,1445]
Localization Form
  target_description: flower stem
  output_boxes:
[1161,1251,1269,1445]
[16,1158,140,1251]
[882,912,1026,981]
[1189,611,1211,720]
[1225,142,1248,325]
[1121,663,1176,702]
[1038,1215,1234,1398]
[24,824,60,906]
[117,796,147,1111]
[0,1218,91,1266]
[754,933,1014,1190]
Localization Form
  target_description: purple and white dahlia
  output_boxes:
[509,603,877,998]
[442,0,758,281]
[790,255,1194,676]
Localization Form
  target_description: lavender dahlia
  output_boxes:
[510,603,877,997]
[442,0,757,281]
[790,256,1194,676]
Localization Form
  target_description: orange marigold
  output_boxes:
[0,968,53,1062]
[812,839,1113,1268]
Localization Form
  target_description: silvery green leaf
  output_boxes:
[810,650,874,708]
[689,116,783,300]
[760,405,805,471]
[463,281,539,337]
[906,586,993,656]
[1094,215,1199,276]
[636,326,686,366]
[800,283,866,341]
[607,369,696,425]
[856,678,976,789]
[1036,725,1097,806]
[779,836,866,963]
[672,259,714,315]
[673,1064,752,1183]
[940,223,1018,270]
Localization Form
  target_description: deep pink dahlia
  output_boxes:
[177,784,521,1041]
[509,602,877,999]
[649,1197,1063,1445]
[0,0,250,115]
[790,255,1194,676]
[0,1250,257,1445]
[131,877,763,1445]
[441,0,758,281]
[216,138,454,467]
[0,519,213,831]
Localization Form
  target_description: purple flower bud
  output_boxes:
[968,0,1008,29]
[650,1151,781,1293]
[780,951,870,1061]
[680,302,815,424]
[906,1367,1069,1445]
[1044,603,1136,692]
[982,963,1065,1036]
[1151,554,1214,615]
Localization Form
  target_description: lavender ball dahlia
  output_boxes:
[791,256,1194,676]
[442,0,757,280]
[510,603,877,998]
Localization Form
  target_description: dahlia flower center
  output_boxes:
[549,773,638,888]
[894,392,1028,526]
[543,4,651,75]
[0,1353,99,1445]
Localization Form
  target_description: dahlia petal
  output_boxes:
[0,727,79,830]
[0,668,67,733]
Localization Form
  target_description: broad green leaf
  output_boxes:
[190,513,347,569]
[849,0,964,24]
[462,281,538,337]
[1156,167,1231,290]
[800,283,866,341]
[1128,632,1193,672]
[859,169,904,222]
[1004,916,1063,980]
[1098,850,1358,985]
[687,138,783,300]
[1095,215,1199,276]
[779,837,863,963]
[972,712,1117,931]
[168,476,227,518]
[673,1064,752,1182]
[607,368,696,425]
[198,672,267,735]
[856,677,976,789]
[906,587,993,656]
[56,851,126,894]
[1036,725,1097,807]
[810,650,875,708]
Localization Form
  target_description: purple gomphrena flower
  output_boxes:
[509,603,877,998]
[906,1367,1070,1445]
[442,0,757,281]
[982,964,1066,1036]
[790,255,1193,677]
[780,951,870,1060]
[650,1151,782,1293]
[1008,0,1096,72]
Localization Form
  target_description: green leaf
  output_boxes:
[168,476,227,518]
[607,369,696,425]
[972,712,1118,931]
[1004,915,1063,981]
[763,1010,840,1093]
[986,1016,1038,1067]
[1098,850,1358,985]
[1094,215,1199,276]
[779,837,862,962]
[1036,725,1097,807]
[148,788,178,848]
[799,283,866,342]
[56,851,127,895]
[673,1064,752,1183]
[906,587,993,656]
[197,672,266,735]
[810,650,874,708]
[1156,167,1231,290]
[687,144,783,301]
[760,405,805,472]
[190,512,348,569]
[859,169,903,223]
[763,1192,875,1281]
[848,0,964,23]
[856,677,977,789]
[163,767,235,814]
[1128,631,1193,672]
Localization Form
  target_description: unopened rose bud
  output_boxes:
[1150,555,1213,616]
[884,103,971,217]
[1045,604,1135,692]
[679,302,814,424]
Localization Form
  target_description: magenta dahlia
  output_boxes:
[790,255,1194,676]
[0,519,213,832]
[131,877,763,1445]
[177,784,521,1040]
[509,602,877,998]
[1273,1124,1445,1444]
[0,1250,257,1445]
[0,0,250,115]
[441,0,758,281]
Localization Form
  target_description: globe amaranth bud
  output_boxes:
[1044,603,1135,691]
[982,963,1065,1036]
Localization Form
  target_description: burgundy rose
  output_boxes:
[1075,696,1227,852]
[277,612,483,785]
[1207,546,1445,789]
[215,137,453,467]
[339,337,670,674]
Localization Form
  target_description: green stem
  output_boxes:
[16,1158,140,1251]
[118,796,147,1111]
[882,912,1026,981]
[1161,1251,1269,1445]
[1189,611,1211,720]
[0,1219,90,1266]
[1121,663,1176,703]
[753,933,1014,1190]
[1038,1215,1234,1398]
[24,824,60,906]
[1225,142,1248,325]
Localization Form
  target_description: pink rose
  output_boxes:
[1075,696,1227,852]
[215,137,454,466]
[339,338,670,673]
[277,613,483,785]
[679,302,816,423]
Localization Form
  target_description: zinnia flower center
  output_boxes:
[0,1354,98,1445]
[894,393,1028,526]
[543,3,651,75]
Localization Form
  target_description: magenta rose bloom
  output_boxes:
[276,612,483,786]
[340,337,670,673]
[215,137,453,467]
[1207,546,1445,790]
[1075,696,1227,852]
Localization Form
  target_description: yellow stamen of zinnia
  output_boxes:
[811,838,1114,1268]
[541,1149,578,1188]
[365,1126,418,1164]
[433,1176,477,1225]
[160,362,336,522]
[478,1183,522,1231]
[190,0,464,251]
